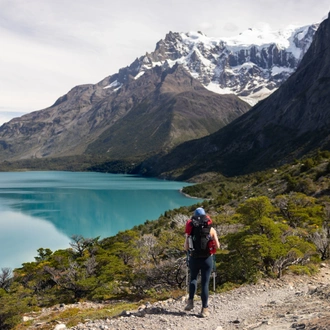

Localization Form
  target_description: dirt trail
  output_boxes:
[24,263,330,330]
[67,263,330,330]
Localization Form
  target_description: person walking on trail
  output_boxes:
[184,207,220,317]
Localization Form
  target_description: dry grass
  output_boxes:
[14,301,140,330]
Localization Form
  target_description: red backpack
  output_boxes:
[186,214,216,257]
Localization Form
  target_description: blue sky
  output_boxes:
[0,0,329,125]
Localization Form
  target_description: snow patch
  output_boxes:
[205,82,233,95]
[103,80,121,90]
[239,87,275,106]
[271,66,294,76]
[134,71,145,79]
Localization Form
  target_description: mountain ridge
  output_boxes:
[0,64,250,162]
[139,13,330,180]
[0,21,321,172]
[136,23,318,105]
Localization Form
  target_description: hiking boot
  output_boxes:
[184,299,194,311]
[200,307,209,317]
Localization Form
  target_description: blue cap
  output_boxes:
[194,207,205,216]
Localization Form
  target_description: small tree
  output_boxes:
[70,235,100,257]
[236,196,274,226]
[0,268,12,293]
[44,255,99,300]
[309,227,329,260]
[309,203,330,260]
[0,283,36,330]
[35,248,53,262]
[272,236,316,277]
[274,193,323,229]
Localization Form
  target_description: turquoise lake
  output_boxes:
[0,171,202,270]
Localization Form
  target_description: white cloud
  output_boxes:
[0,0,329,124]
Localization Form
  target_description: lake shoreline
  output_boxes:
[0,171,202,270]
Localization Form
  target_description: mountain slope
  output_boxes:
[86,65,248,158]
[0,64,250,162]
[140,14,330,179]
[0,22,318,165]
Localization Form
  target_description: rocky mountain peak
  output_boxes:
[89,24,319,108]
[126,24,319,106]
[142,14,330,180]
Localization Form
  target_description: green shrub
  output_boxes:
[287,263,319,276]
[217,282,240,293]
[287,265,311,275]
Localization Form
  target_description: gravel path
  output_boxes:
[65,263,330,330]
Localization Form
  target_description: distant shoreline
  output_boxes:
[179,188,202,200]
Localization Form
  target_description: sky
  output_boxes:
[0,0,329,125]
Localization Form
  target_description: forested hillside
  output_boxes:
[1,150,330,329]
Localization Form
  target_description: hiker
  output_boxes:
[184,207,220,317]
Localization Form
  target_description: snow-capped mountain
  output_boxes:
[105,24,318,106]
[139,14,330,179]
[0,22,321,168]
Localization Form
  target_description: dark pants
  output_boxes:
[188,254,213,308]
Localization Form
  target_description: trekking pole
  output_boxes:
[186,251,190,294]
[211,254,216,312]
[212,254,216,292]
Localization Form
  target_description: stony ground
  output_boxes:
[27,263,330,330]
